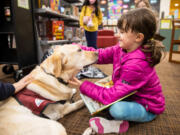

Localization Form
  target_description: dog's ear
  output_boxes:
[40,52,63,78]
[51,53,63,78]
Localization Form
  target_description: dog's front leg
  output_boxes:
[62,100,84,116]
[82,127,96,135]
[43,100,84,120]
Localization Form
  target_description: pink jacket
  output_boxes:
[80,44,165,115]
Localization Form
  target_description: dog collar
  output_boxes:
[40,66,68,85]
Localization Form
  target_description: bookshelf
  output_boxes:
[0,0,82,80]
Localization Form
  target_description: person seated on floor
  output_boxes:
[69,8,165,134]
[0,74,33,101]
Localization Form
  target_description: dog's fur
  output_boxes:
[0,45,98,135]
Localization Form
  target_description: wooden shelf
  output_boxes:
[34,8,79,22]
[40,39,81,45]
[65,21,79,27]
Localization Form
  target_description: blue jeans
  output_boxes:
[109,101,156,122]
[85,30,97,49]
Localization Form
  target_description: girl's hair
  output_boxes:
[82,0,100,17]
[135,0,151,8]
[117,8,165,67]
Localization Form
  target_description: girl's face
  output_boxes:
[134,0,140,4]
[118,29,139,51]
[89,0,96,5]
[137,1,147,8]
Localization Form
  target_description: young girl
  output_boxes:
[79,0,103,49]
[70,8,165,134]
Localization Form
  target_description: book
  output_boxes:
[80,76,136,115]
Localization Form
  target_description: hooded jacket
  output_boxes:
[79,44,165,114]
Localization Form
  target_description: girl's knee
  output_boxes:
[109,102,128,120]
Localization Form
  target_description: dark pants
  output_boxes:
[85,30,98,49]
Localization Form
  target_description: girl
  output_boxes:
[79,0,103,49]
[135,0,151,8]
[70,8,165,134]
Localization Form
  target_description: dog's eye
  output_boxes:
[77,49,82,52]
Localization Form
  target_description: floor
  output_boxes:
[0,53,180,135]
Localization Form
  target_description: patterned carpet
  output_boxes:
[0,54,180,135]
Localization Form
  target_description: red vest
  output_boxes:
[14,89,65,117]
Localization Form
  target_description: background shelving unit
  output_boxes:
[33,0,82,46]
[0,0,39,79]
[0,0,82,80]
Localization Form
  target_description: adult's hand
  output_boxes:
[13,73,33,93]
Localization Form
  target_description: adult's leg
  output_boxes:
[109,101,156,122]
[89,31,97,49]
[85,30,90,47]
[84,30,97,49]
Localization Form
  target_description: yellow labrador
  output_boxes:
[0,45,98,135]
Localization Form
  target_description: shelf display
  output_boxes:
[35,0,82,46]
[50,0,61,13]
[38,0,50,8]
[38,0,61,13]
[108,0,123,20]
[52,21,64,40]
[100,0,160,26]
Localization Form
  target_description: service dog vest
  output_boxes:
[14,88,66,117]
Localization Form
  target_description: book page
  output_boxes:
[80,76,112,115]
[80,94,104,114]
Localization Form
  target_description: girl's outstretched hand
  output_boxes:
[68,77,83,87]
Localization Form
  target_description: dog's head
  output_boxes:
[40,45,98,81]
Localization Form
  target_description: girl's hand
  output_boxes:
[68,77,83,87]
[13,73,34,93]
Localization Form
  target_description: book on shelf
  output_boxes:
[80,76,136,115]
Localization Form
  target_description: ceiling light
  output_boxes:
[101,0,107,4]
[175,3,179,7]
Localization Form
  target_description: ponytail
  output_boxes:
[141,39,165,67]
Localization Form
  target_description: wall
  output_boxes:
[160,0,170,18]
[169,0,180,18]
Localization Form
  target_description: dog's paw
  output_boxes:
[76,99,85,108]
[82,127,94,135]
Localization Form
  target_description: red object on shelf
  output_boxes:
[97,30,119,48]
[52,21,64,40]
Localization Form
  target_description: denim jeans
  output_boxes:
[85,30,97,49]
[109,101,156,122]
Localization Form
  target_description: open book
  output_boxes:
[80,76,136,115]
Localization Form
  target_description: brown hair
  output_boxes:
[117,8,165,67]
[83,0,100,17]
